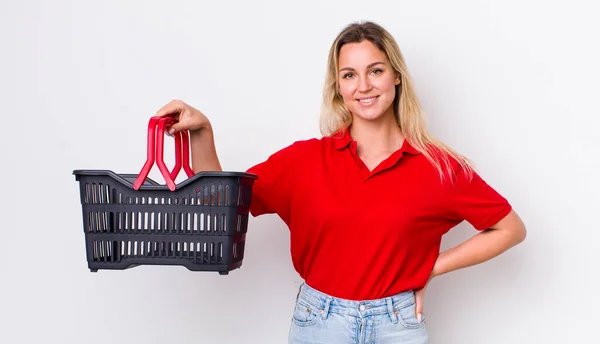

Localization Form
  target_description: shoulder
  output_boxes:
[278,135,340,154]
[260,137,323,165]
[276,137,322,155]
[418,142,475,183]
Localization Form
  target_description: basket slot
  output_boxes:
[142,212,149,231]
[232,241,245,262]
[217,184,222,205]
[92,240,118,262]
[127,212,133,232]
[192,213,198,232]
[161,212,168,232]
[93,184,99,203]
[131,212,136,231]
[171,212,178,232]
[164,212,171,233]
[181,212,188,232]
[225,184,231,206]
[94,183,99,203]
[102,184,110,204]
[84,183,113,204]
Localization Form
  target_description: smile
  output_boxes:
[357,96,379,104]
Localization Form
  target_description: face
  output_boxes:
[337,40,400,123]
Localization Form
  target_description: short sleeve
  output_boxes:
[246,142,298,221]
[447,168,512,230]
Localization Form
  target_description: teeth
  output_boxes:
[359,97,376,103]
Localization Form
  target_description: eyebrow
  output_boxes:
[339,61,385,72]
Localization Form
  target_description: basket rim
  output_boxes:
[73,169,257,191]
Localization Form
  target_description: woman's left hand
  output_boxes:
[414,285,426,323]
[415,272,436,323]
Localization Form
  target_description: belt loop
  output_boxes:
[321,297,332,319]
[386,297,398,324]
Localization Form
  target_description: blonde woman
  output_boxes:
[156,21,526,344]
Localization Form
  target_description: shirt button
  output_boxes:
[359,304,366,311]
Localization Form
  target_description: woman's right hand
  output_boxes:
[155,99,223,172]
[155,99,211,135]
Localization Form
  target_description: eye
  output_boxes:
[342,72,355,79]
[371,68,383,75]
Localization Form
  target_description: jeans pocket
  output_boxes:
[395,302,426,330]
[291,299,320,327]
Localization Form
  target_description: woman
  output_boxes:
[156,21,526,344]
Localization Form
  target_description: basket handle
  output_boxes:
[133,116,195,191]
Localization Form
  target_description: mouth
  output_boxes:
[356,95,379,105]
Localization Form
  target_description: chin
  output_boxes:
[351,108,388,122]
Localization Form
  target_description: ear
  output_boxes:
[395,73,401,86]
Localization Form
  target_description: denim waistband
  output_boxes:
[295,283,415,320]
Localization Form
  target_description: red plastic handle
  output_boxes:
[133,116,195,191]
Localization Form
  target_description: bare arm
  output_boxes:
[415,209,526,320]
[155,99,222,172]
[432,209,527,278]
[189,125,222,172]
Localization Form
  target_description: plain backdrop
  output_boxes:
[1,0,598,343]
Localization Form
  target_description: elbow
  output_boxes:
[513,210,527,245]
[514,224,527,245]
[491,209,527,247]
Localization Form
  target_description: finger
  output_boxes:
[415,290,424,322]
[155,99,184,118]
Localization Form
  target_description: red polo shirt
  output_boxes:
[247,129,512,300]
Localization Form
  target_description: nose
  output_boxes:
[358,75,372,93]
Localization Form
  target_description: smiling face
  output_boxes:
[337,40,400,124]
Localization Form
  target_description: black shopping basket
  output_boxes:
[73,116,257,274]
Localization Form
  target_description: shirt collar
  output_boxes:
[332,128,421,155]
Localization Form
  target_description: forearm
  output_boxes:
[190,124,222,172]
[432,215,526,277]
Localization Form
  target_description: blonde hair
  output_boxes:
[320,21,473,182]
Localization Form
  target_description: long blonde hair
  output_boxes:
[320,21,473,182]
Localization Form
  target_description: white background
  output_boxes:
[2,1,598,343]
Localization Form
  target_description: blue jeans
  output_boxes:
[289,283,429,344]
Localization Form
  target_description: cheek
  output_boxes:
[338,85,355,104]
[377,78,397,95]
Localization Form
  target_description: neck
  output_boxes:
[349,112,405,156]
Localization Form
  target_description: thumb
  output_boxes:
[167,122,184,135]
